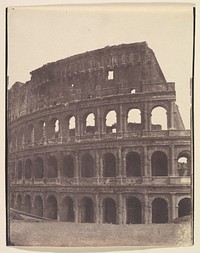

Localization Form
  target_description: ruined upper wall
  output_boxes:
[8,42,175,121]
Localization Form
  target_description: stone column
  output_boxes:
[97,107,101,137]
[171,194,178,220]
[144,102,150,131]
[95,150,100,184]
[170,145,176,176]
[98,197,103,224]
[118,194,123,224]
[74,152,79,184]
[144,193,150,224]
[22,159,25,184]
[117,148,122,178]
[75,111,81,139]
[121,152,126,178]
[57,153,61,184]
[169,101,174,130]
[118,104,123,135]
[57,195,61,221]
[143,146,149,177]
[58,116,63,143]
[43,153,47,183]
[74,198,79,223]
[95,194,100,223]
[122,196,126,224]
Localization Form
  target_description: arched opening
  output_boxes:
[81,153,94,177]
[63,155,74,178]
[49,118,60,139]
[127,108,142,131]
[178,198,191,217]
[152,198,168,223]
[80,197,94,223]
[103,153,116,177]
[27,124,34,144]
[13,131,18,150]
[11,162,15,181]
[85,113,96,134]
[37,120,46,141]
[69,116,76,136]
[11,194,14,208]
[16,195,22,210]
[105,110,117,133]
[34,196,43,217]
[46,195,57,220]
[24,195,31,213]
[151,106,167,130]
[18,128,25,148]
[126,152,141,177]
[178,153,191,176]
[126,197,142,224]
[17,161,22,180]
[35,157,44,179]
[47,156,57,178]
[25,159,32,179]
[151,151,168,176]
[103,198,117,224]
[61,197,75,222]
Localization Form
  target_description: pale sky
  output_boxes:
[7,4,193,129]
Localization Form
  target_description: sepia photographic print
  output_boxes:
[6,3,194,248]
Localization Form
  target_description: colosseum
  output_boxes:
[7,42,192,227]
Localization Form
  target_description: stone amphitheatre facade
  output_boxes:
[7,42,192,225]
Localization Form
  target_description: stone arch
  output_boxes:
[80,197,94,223]
[24,195,31,213]
[16,194,22,210]
[46,195,57,220]
[151,151,168,176]
[127,108,142,131]
[126,152,141,177]
[47,156,58,178]
[85,112,96,134]
[178,197,191,217]
[151,106,168,130]
[27,124,34,144]
[177,151,191,176]
[152,198,168,223]
[105,110,117,133]
[17,160,23,180]
[102,197,117,224]
[61,197,75,222]
[11,194,15,208]
[18,127,25,148]
[126,197,142,224]
[81,153,94,177]
[12,130,18,150]
[63,155,74,178]
[68,115,76,136]
[34,157,44,179]
[49,118,60,139]
[34,195,43,217]
[25,159,32,179]
[103,153,116,177]
[37,120,46,141]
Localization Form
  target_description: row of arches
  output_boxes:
[11,194,191,224]
[11,106,170,150]
[12,150,191,181]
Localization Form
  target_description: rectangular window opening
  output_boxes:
[108,71,114,80]
[130,88,136,94]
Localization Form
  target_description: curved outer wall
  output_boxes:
[7,42,191,224]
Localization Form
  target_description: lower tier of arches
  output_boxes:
[9,191,192,224]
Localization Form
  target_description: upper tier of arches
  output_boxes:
[9,101,186,152]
